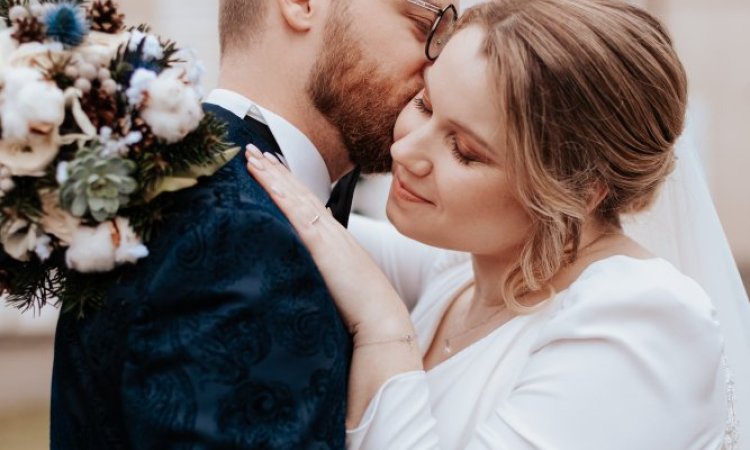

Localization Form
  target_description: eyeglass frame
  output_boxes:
[406,0,458,61]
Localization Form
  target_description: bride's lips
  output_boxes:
[392,174,433,205]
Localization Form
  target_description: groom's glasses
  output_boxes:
[407,0,458,61]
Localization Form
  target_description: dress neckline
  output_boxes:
[422,254,666,374]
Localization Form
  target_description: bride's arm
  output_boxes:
[349,214,443,311]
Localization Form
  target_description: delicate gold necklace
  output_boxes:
[442,303,508,354]
[442,231,617,355]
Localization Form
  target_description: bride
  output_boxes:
[246,0,748,448]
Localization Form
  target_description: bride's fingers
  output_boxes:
[246,145,332,234]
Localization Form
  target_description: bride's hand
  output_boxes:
[245,145,413,341]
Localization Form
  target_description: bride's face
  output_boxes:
[386,26,532,257]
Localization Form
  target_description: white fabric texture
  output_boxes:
[622,132,749,448]
[347,218,728,449]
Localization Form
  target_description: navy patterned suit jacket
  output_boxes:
[50,104,351,449]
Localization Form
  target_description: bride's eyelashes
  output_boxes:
[450,137,477,166]
[414,96,431,114]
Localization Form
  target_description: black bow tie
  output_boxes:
[244,115,358,228]
[326,167,360,228]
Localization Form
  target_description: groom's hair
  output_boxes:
[219,0,266,55]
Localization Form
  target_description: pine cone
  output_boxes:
[89,0,125,34]
[130,116,157,154]
[11,16,45,44]
[80,83,120,131]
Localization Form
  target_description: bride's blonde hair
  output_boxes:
[458,0,688,311]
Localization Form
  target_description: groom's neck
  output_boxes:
[218,53,353,182]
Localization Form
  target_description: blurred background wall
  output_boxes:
[1,1,748,448]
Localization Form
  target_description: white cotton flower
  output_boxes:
[113,217,149,265]
[142,35,163,61]
[9,5,30,22]
[0,67,64,176]
[34,234,52,262]
[0,66,66,141]
[97,127,142,157]
[125,68,157,106]
[128,30,146,52]
[77,31,130,68]
[29,4,44,18]
[127,31,163,61]
[124,131,143,145]
[140,68,204,143]
[0,164,14,193]
[173,48,205,94]
[56,161,69,184]
[64,217,149,273]
[65,222,117,273]
[0,177,14,192]
[99,126,113,141]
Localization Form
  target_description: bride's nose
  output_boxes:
[391,128,433,178]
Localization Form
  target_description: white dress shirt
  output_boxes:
[204,88,332,203]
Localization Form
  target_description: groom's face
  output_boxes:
[308,0,454,174]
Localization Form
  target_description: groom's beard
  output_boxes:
[307,7,420,174]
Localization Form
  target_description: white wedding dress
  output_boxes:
[346,216,731,450]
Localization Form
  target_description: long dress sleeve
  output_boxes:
[349,214,447,311]
[346,258,728,450]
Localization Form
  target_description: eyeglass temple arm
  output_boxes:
[407,0,443,14]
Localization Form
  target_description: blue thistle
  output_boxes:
[44,2,90,47]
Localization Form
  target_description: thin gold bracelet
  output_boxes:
[354,334,417,349]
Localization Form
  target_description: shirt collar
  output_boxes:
[205,88,332,203]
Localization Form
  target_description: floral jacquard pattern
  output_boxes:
[51,105,351,450]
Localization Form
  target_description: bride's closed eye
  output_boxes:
[413,96,481,166]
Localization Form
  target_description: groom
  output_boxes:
[51,0,452,449]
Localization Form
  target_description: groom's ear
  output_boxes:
[276,0,326,32]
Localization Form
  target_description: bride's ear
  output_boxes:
[585,182,609,214]
[276,0,324,32]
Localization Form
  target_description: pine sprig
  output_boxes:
[134,112,232,194]
[2,250,63,313]
[111,25,180,86]
[58,270,107,318]
[0,176,44,221]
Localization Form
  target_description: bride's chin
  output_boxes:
[386,200,432,244]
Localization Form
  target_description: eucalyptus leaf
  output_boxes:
[143,147,240,201]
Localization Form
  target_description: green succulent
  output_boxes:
[60,146,138,223]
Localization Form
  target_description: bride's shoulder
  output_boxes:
[554,255,719,331]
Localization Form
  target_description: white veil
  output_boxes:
[622,119,750,446]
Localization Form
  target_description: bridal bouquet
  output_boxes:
[0,0,236,315]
